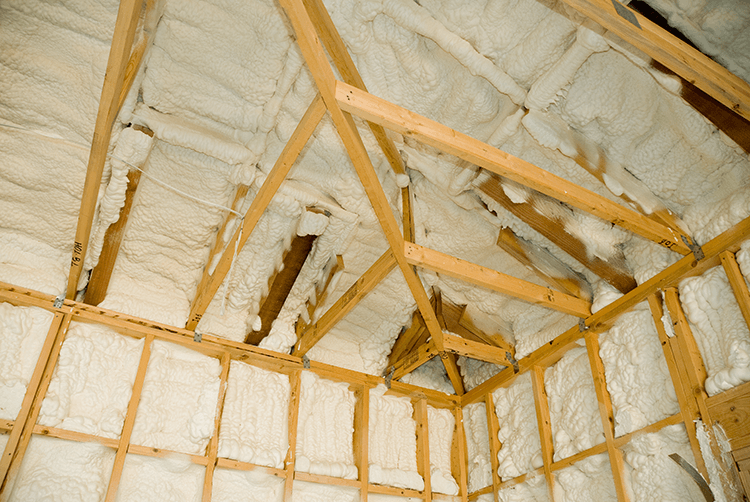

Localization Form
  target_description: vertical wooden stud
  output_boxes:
[484,393,502,501]
[531,367,556,502]
[452,407,469,502]
[284,370,302,501]
[202,352,231,502]
[413,399,432,501]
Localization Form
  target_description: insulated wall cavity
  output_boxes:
[545,347,604,461]
[427,406,459,495]
[598,304,679,436]
[679,265,750,395]
[211,468,284,502]
[115,454,205,502]
[496,474,549,502]
[462,402,492,492]
[367,384,423,490]
[493,373,543,479]
[38,323,144,439]
[554,453,616,502]
[296,371,357,479]
[291,480,359,502]
[130,341,221,455]
[218,361,289,468]
[0,303,54,421]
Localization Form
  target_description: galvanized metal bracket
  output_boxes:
[579,318,588,332]
[302,354,311,369]
[53,295,64,309]
[384,366,395,389]
[193,331,202,343]
[506,351,519,373]
[682,235,705,261]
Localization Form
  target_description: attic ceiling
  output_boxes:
[1,0,750,395]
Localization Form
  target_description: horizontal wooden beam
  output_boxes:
[392,339,439,380]
[442,333,511,367]
[404,242,592,318]
[293,249,397,356]
[336,81,691,255]
[186,94,326,330]
[559,0,750,121]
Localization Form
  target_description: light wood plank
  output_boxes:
[187,94,326,330]
[67,0,144,299]
[413,399,432,501]
[556,0,750,121]
[707,380,750,451]
[452,407,469,502]
[284,371,302,501]
[478,175,636,294]
[202,352,231,502]
[721,250,750,331]
[294,250,397,356]
[647,294,708,479]
[0,312,68,495]
[531,366,555,502]
[104,334,154,502]
[496,227,592,301]
[484,393,502,501]
[404,242,592,318]
[442,352,465,396]
[392,340,439,380]
[443,333,512,368]
[215,458,286,477]
[31,424,119,449]
[584,331,630,502]
[294,471,362,488]
[336,82,691,255]
[353,385,370,501]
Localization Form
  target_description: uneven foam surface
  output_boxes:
[463,401,492,493]
[427,405,459,495]
[211,468,284,502]
[115,454,205,502]
[554,453,616,502]
[0,303,53,420]
[291,480,359,501]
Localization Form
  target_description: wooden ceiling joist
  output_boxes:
[246,233,318,345]
[496,226,593,301]
[67,0,145,299]
[440,299,514,355]
[185,94,326,331]
[279,0,464,394]
[293,249,397,357]
[478,173,637,294]
[557,0,750,122]
[404,241,592,318]
[335,81,692,255]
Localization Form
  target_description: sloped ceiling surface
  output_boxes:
[1,0,749,392]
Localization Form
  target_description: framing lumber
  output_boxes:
[556,0,750,121]
[186,94,327,330]
[496,227,592,301]
[647,294,708,479]
[84,167,143,306]
[477,174,636,294]
[284,370,302,501]
[247,233,318,345]
[442,334,512,368]
[202,352,231,502]
[441,300,514,355]
[392,340,440,380]
[484,393,502,499]
[531,366,555,502]
[404,242,592,318]
[67,0,144,299]
[721,250,750,330]
[707,380,750,451]
[104,334,154,502]
[390,309,429,367]
[413,399,432,501]
[452,407,469,502]
[279,0,459,393]
[300,254,344,333]
[442,352,466,396]
[336,82,692,255]
[353,385,370,501]
[0,312,68,495]
[584,331,631,502]
[294,249,397,356]
[302,0,414,242]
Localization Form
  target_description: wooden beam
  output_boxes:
[84,167,143,306]
[647,294,709,479]
[186,94,326,330]
[301,0,414,242]
[294,249,397,356]
[496,227,592,301]
[392,340,440,380]
[720,250,750,330]
[556,0,750,121]
[300,254,344,333]
[452,407,469,502]
[0,312,69,495]
[353,386,370,501]
[201,352,231,502]
[584,331,631,502]
[246,233,318,345]
[478,174,636,294]
[104,334,154,502]
[441,300,514,355]
[284,371,302,502]
[336,81,691,255]
[442,333,512,368]
[413,399,432,501]
[67,0,144,299]
[442,352,465,396]
[531,367,555,501]
[404,242,592,318]
[484,393,502,499]
[707,380,750,451]
[390,310,428,367]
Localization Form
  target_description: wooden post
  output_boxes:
[202,352,231,502]
[452,407,470,502]
[531,367,556,501]
[720,250,750,330]
[104,334,154,502]
[484,393,502,501]
[353,385,370,502]
[67,0,144,299]
[584,331,631,502]
[413,399,432,501]
[0,312,71,498]
[284,371,302,501]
